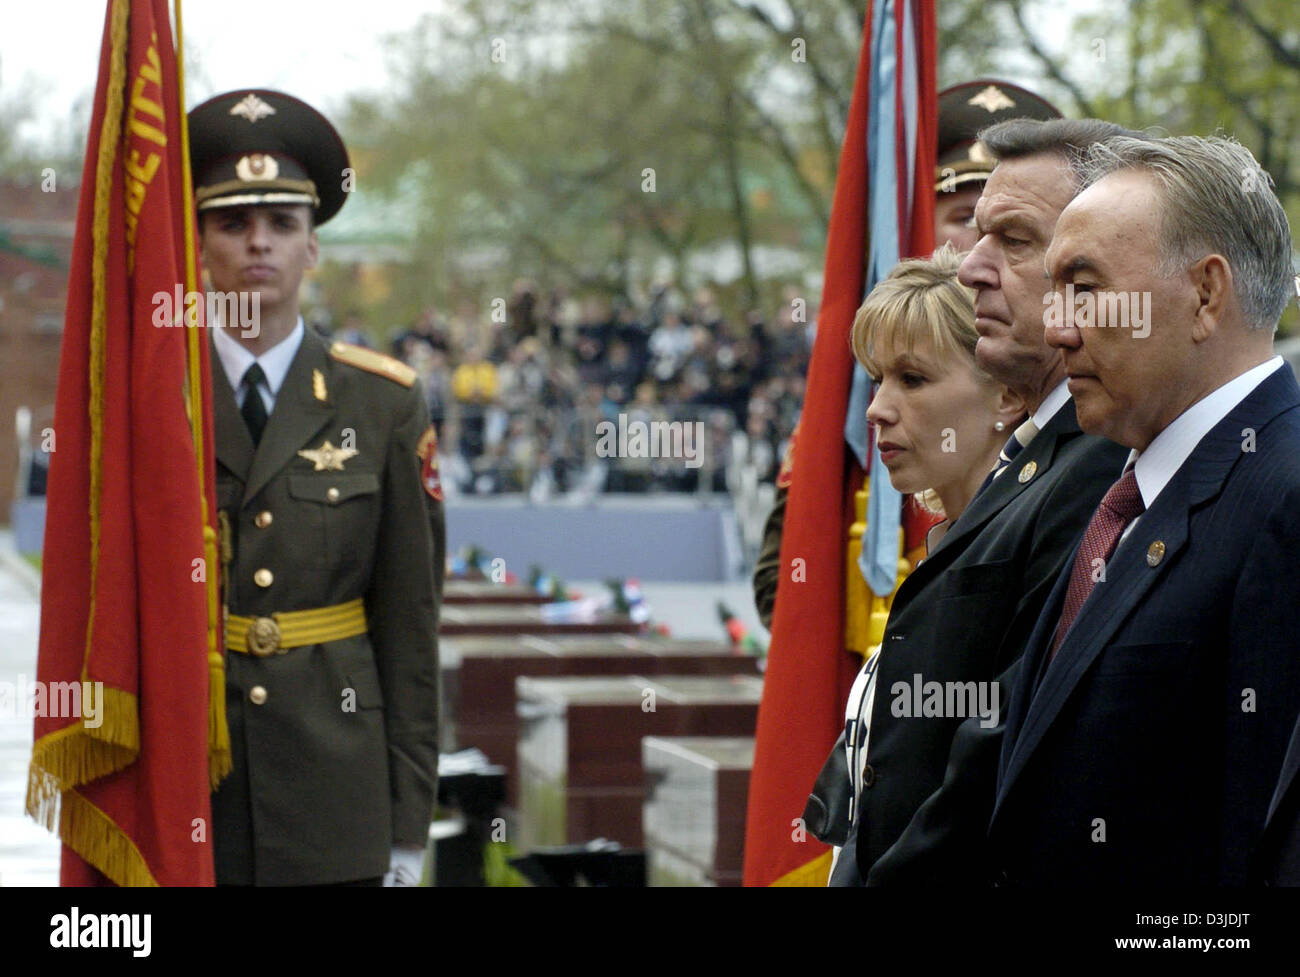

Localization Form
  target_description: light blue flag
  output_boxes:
[845,0,906,597]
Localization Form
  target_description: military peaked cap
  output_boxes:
[936,79,1061,192]
[188,89,350,225]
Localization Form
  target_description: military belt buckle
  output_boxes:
[246,617,283,657]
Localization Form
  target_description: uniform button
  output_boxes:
[862,764,876,788]
[249,686,267,705]
[254,510,273,529]
[254,568,273,588]
[326,487,340,503]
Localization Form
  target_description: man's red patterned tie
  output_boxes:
[1050,467,1144,659]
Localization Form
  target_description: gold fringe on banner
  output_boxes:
[27,687,138,796]
[57,789,155,887]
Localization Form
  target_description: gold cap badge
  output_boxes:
[235,153,280,182]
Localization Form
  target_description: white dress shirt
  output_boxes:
[1000,359,1290,724]
[1031,378,1072,432]
[1119,356,1285,541]
[1037,355,1291,708]
[212,317,306,416]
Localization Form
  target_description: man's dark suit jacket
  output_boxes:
[824,397,1129,884]
[1259,714,1300,884]
[866,659,1021,885]
[991,364,1300,886]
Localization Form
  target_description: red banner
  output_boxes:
[27,0,221,886]
[743,0,937,886]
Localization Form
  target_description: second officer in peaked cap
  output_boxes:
[191,89,445,886]
[932,79,1061,250]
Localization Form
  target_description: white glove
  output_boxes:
[382,847,425,887]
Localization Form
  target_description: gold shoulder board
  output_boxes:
[329,341,417,387]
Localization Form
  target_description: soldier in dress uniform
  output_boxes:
[188,89,445,886]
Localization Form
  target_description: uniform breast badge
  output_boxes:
[416,426,444,502]
[776,427,797,490]
[298,440,358,471]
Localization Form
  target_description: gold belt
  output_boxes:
[226,598,368,657]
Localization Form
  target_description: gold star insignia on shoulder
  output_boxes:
[230,93,276,123]
[298,440,358,471]
[968,85,1016,113]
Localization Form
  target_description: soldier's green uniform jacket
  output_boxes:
[210,331,445,885]
[751,483,786,631]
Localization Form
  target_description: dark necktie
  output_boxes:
[1049,467,1144,658]
[975,417,1037,496]
[240,362,269,446]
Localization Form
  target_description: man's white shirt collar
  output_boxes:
[1031,379,1072,432]
[1127,356,1284,509]
[213,317,305,401]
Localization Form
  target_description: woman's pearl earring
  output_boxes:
[995,421,1006,432]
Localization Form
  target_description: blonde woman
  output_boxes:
[859,245,1026,544]
[823,245,1025,883]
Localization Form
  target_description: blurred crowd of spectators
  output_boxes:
[314,279,814,497]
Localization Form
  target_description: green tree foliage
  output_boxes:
[996,0,1298,332]
[341,0,873,327]
[324,1,1300,332]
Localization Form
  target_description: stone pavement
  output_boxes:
[0,530,59,886]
